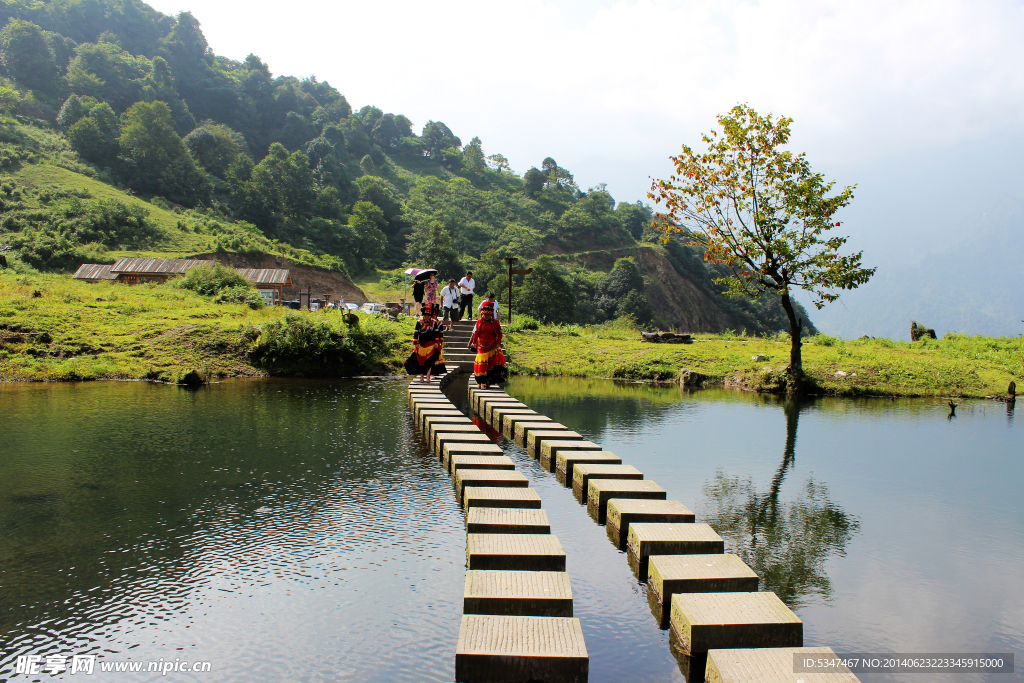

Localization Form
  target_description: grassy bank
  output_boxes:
[0,272,412,381]
[503,320,1023,398]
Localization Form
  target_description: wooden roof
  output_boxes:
[73,263,116,280]
[110,258,214,275]
[237,268,292,286]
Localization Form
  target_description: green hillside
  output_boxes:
[0,0,810,334]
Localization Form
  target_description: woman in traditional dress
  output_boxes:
[468,300,506,388]
[404,304,446,382]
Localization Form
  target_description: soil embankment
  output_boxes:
[195,253,367,301]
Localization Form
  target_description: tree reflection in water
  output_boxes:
[698,399,860,609]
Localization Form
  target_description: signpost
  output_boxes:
[504,257,533,324]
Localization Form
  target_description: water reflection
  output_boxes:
[698,399,861,609]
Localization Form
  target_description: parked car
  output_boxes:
[344,303,359,312]
[360,302,386,314]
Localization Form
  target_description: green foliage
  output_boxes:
[515,255,575,324]
[214,284,263,309]
[0,19,55,89]
[406,219,463,280]
[176,262,251,296]
[183,123,243,177]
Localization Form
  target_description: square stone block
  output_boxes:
[456,469,529,502]
[417,408,463,429]
[464,570,573,617]
[706,647,858,683]
[555,451,622,480]
[467,534,567,571]
[627,523,724,579]
[434,429,489,457]
[467,508,551,534]
[669,592,802,655]
[485,401,528,423]
[424,416,474,442]
[540,440,600,472]
[572,464,643,495]
[649,553,758,616]
[527,430,583,458]
[455,615,588,683]
[606,499,695,549]
[503,413,551,438]
[586,480,667,523]
[464,487,542,512]
[443,442,505,470]
[450,455,516,475]
[514,422,568,447]
[490,407,536,430]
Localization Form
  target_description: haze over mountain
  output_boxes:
[141,0,1023,339]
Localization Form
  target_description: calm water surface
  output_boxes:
[1,377,1021,682]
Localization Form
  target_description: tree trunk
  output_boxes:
[779,291,803,382]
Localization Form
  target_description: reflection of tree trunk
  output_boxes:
[759,398,801,525]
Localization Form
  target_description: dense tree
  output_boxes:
[56,94,85,127]
[421,120,460,159]
[596,257,648,320]
[183,122,243,177]
[406,219,463,279]
[347,200,387,269]
[650,104,872,383]
[0,19,56,89]
[523,167,544,198]
[616,200,654,241]
[516,255,575,323]
[370,113,401,150]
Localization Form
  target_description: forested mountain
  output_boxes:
[0,0,813,333]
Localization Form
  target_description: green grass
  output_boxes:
[503,321,1023,398]
[0,272,413,381]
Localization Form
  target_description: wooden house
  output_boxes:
[237,268,293,305]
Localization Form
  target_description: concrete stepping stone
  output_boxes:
[484,401,528,422]
[502,413,551,438]
[464,570,573,617]
[586,480,667,523]
[472,391,511,412]
[706,647,860,683]
[669,592,802,655]
[467,533,566,571]
[627,523,724,579]
[444,443,505,470]
[414,401,456,421]
[467,508,551,534]
[455,614,588,683]
[456,469,529,502]
[464,487,542,511]
[649,553,758,616]
[450,455,516,475]
[424,415,473,441]
[417,408,464,429]
[540,440,600,472]
[434,430,490,457]
[606,499,695,549]
[571,464,643,497]
[490,407,537,430]
[514,422,568,447]
[555,451,622,480]
[527,430,583,458]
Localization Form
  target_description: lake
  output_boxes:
[0,377,1020,682]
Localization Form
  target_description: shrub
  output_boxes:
[214,284,264,309]
[813,334,840,347]
[177,263,251,296]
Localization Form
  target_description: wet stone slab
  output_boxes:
[555,450,622,480]
[417,408,464,429]
[490,407,537,430]
[606,499,695,549]
[455,614,589,683]
[456,469,529,502]
[527,430,583,458]
[443,443,505,470]
[449,455,517,475]
[464,487,543,512]
[463,570,574,617]
[627,523,724,580]
[424,416,475,442]
[705,647,859,683]
[540,440,601,472]
[466,508,552,534]
[484,401,528,424]
[586,479,667,524]
[649,553,759,616]
[502,413,551,438]
[433,430,490,457]
[571,464,642,495]
[514,423,568,448]
[669,592,802,655]
[466,533,567,571]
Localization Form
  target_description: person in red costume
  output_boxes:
[404,304,446,382]
[468,301,507,388]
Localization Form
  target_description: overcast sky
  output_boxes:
[143,0,1024,336]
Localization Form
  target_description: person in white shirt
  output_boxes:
[439,278,461,330]
[458,271,476,321]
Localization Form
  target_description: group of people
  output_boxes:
[405,269,506,388]
[411,271,485,330]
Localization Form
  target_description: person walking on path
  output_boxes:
[412,278,425,315]
[458,271,476,321]
[479,291,500,321]
[439,278,461,331]
[404,303,446,382]
[424,272,438,309]
[468,301,506,388]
